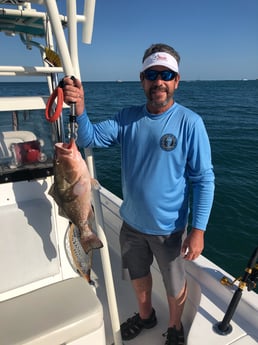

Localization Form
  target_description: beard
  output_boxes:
[147,85,173,109]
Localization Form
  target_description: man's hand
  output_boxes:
[181,228,205,261]
[63,77,85,116]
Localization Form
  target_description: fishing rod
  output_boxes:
[214,246,258,335]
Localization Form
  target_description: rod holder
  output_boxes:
[213,247,258,335]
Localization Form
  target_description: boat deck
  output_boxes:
[95,187,258,345]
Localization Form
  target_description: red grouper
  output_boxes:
[49,138,103,254]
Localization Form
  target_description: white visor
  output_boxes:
[141,52,179,73]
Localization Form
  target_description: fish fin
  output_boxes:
[88,207,95,222]
[91,178,100,190]
[49,184,62,206]
[49,184,70,219]
[80,232,103,254]
[58,206,69,219]
[48,184,55,197]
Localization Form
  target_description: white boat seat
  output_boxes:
[0,277,104,345]
[0,197,60,294]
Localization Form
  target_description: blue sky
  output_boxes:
[1,0,258,81]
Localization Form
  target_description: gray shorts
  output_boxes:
[120,222,186,297]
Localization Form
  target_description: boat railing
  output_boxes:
[85,149,123,345]
[0,66,63,76]
[0,96,48,111]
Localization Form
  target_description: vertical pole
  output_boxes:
[86,149,123,345]
[43,2,122,342]
[44,0,74,76]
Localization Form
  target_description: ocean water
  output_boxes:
[1,81,257,285]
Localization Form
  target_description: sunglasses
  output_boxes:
[143,69,177,81]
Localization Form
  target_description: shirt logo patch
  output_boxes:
[160,134,177,151]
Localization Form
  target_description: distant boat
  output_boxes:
[241,78,248,81]
[116,80,123,83]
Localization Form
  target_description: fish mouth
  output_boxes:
[55,138,76,153]
[55,138,75,156]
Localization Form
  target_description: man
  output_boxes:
[63,43,215,345]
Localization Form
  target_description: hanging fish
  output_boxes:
[49,138,103,254]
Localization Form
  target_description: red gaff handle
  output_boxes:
[45,86,64,122]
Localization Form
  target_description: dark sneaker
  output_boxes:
[120,308,157,340]
[163,324,185,345]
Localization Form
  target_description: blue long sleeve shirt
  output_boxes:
[76,102,215,235]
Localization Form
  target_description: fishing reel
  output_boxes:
[246,263,258,291]
[220,262,258,292]
[214,247,258,335]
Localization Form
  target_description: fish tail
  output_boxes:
[80,232,103,254]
